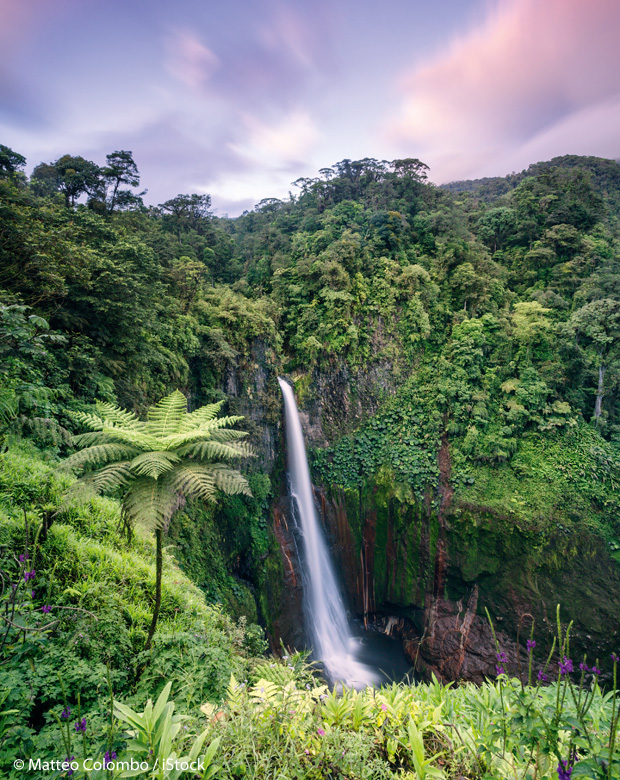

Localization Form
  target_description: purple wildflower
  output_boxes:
[104,750,117,768]
[579,662,589,673]
[317,727,325,736]
[537,670,548,682]
[61,706,71,720]
[612,653,619,663]
[497,651,508,664]
[24,570,35,582]
[557,758,573,780]
[380,703,387,712]
[41,605,52,614]
[527,639,536,651]
[591,665,601,675]
[19,553,28,563]
[558,656,573,675]
[31,590,35,598]
[65,756,75,777]
[496,665,505,675]
[74,718,86,733]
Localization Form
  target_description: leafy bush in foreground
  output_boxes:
[10,656,618,780]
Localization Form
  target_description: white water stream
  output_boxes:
[278,378,379,688]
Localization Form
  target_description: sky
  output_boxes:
[1,0,619,215]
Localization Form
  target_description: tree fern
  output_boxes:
[62,442,141,471]
[90,463,133,493]
[163,416,246,450]
[68,410,105,431]
[145,390,189,436]
[176,440,253,461]
[94,402,141,429]
[130,451,181,478]
[206,428,252,443]
[122,478,181,532]
[211,465,252,496]
[61,389,253,648]
[178,401,225,431]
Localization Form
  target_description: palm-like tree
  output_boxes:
[62,390,252,648]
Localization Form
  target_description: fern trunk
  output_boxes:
[145,528,163,650]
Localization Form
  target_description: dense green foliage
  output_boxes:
[2,144,620,775]
[0,443,263,773]
[4,148,620,439]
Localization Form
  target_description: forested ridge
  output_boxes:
[2,143,620,777]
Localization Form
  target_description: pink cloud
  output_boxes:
[385,0,620,181]
[165,29,220,91]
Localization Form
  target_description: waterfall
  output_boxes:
[278,378,378,687]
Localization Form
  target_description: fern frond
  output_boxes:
[162,416,246,449]
[178,401,225,432]
[99,426,161,452]
[95,402,142,430]
[200,414,246,430]
[91,462,133,493]
[122,478,179,532]
[129,451,180,479]
[70,410,105,431]
[211,465,252,497]
[205,429,250,443]
[176,441,253,461]
[145,390,187,437]
[0,389,18,424]
[61,443,141,473]
[166,464,218,502]
[72,431,139,448]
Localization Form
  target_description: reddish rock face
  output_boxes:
[413,588,519,683]
[270,498,305,652]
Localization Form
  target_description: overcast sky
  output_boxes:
[1,0,619,215]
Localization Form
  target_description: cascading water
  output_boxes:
[278,377,379,688]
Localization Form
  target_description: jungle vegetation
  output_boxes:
[2,143,620,777]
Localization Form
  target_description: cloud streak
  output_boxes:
[165,29,220,91]
[386,0,620,181]
[230,110,320,168]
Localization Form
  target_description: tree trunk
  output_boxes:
[594,356,606,420]
[145,528,163,651]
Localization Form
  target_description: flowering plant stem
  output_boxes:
[609,658,619,779]
[484,608,507,757]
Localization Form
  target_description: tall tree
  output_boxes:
[391,158,429,181]
[61,390,252,648]
[569,298,620,420]
[0,144,26,177]
[30,162,61,198]
[159,194,213,240]
[102,150,141,213]
[477,207,517,252]
[32,155,102,207]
